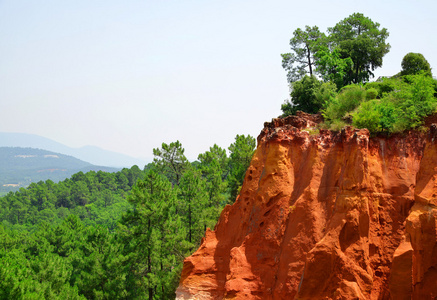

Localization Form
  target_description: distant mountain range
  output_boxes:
[0,132,148,168]
[0,147,120,193]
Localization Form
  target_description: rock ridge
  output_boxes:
[177,113,437,299]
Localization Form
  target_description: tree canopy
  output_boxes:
[281,26,322,83]
[327,13,390,85]
[0,133,257,299]
[153,140,189,185]
[227,135,256,200]
[401,52,432,77]
[281,13,390,88]
[281,75,336,116]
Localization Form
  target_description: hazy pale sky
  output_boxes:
[1,0,436,161]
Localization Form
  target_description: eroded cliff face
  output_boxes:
[176,113,437,299]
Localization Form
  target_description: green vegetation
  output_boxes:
[282,13,390,88]
[352,74,437,133]
[401,52,432,77]
[326,13,390,85]
[0,135,256,299]
[0,147,118,194]
[281,13,437,134]
[227,135,256,200]
[280,25,322,82]
[281,75,336,116]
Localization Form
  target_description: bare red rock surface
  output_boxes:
[176,113,437,299]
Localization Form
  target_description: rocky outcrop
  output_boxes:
[176,112,437,299]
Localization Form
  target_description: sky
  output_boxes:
[1,0,436,162]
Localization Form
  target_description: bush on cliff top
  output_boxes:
[281,75,336,116]
[351,74,437,133]
[283,72,437,134]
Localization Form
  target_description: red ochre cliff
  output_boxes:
[176,112,437,300]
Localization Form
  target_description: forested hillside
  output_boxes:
[0,135,255,299]
[0,147,118,195]
[0,133,148,168]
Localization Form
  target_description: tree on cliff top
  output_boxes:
[281,26,323,83]
[281,75,337,116]
[281,13,390,116]
[282,13,390,89]
[327,13,390,85]
[400,52,432,77]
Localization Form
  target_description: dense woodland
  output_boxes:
[0,135,255,299]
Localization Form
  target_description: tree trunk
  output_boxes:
[307,45,313,76]
[355,59,360,83]
[148,218,153,299]
[189,202,192,250]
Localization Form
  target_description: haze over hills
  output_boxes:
[0,147,120,193]
[0,132,148,168]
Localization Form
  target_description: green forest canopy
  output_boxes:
[0,134,255,299]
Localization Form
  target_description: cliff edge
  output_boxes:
[176,112,437,299]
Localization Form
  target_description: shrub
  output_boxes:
[353,73,437,133]
[401,53,432,77]
[352,100,382,133]
[329,119,347,131]
[364,77,398,98]
[323,84,366,122]
[365,88,378,100]
[353,99,399,133]
[281,76,337,116]
[315,81,337,106]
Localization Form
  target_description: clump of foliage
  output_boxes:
[281,75,337,116]
[280,13,437,135]
[327,13,390,85]
[320,73,437,134]
[363,78,397,98]
[323,84,369,122]
[281,12,391,117]
[227,135,256,200]
[401,52,432,77]
[353,74,437,133]
[282,12,390,89]
[281,26,322,82]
